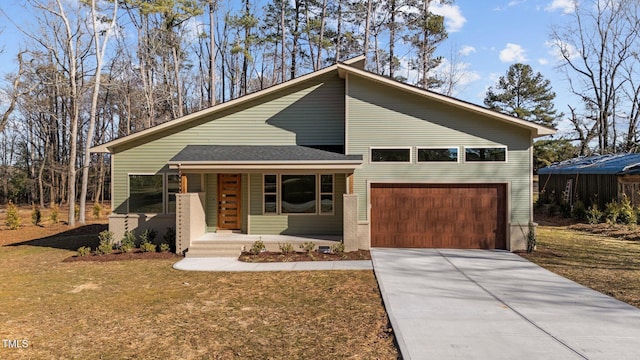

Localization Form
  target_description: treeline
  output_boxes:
[0,0,452,224]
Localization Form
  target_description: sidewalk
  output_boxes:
[173,257,373,272]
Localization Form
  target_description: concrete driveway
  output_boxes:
[371,249,640,360]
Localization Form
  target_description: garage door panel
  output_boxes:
[371,183,507,249]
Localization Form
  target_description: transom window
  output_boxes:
[418,148,459,162]
[129,174,179,213]
[263,174,334,215]
[464,147,507,162]
[370,148,411,163]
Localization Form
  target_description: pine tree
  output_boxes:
[484,63,560,127]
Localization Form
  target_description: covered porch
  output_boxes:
[169,145,363,257]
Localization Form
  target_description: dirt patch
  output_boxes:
[69,283,101,293]
[239,249,371,262]
[64,250,180,262]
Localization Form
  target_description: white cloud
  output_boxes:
[545,0,576,14]
[538,58,550,65]
[459,45,476,56]
[499,43,528,63]
[431,2,466,33]
[545,39,580,61]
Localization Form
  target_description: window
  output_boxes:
[371,148,411,163]
[129,174,179,214]
[320,174,334,214]
[264,175,277,214]
[465,147,507,162]
[129,175,163,213]
[418,148,458,162]
[281,175,316,214]
[167,175,180,213]
[263,174,334,215]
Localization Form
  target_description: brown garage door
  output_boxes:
[371,183,507,249]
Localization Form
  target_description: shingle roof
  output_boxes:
[538,153,640,175]
[169,145,363,163]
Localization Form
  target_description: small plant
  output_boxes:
[605,201,621,224]
[49,203,59,223]
[618,195,637,225]
[120,231,136,253]
[141,241,157,253]
[331,241,345,254]
[5,201,21,230]
[31,205,42,226]
[77,246,92,257]
[159,243,171,253]
[92,203,102,220]
[571,199,587,222]
[586,205,603,224]
[299,241,316,254]
[74,203,80,221]
[96,230,114,255]
[250,240,266,255]
[139,229,157,246]
[519,222,536,253]
[278,243,294,254]
[164,227,176,252]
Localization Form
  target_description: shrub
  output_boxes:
[278,243,294,254]
[586,205,603,224]
[331,241,345,254]
[141,241,157,253]
[571,200,587,222]
[159,243,171,253]
[120,231,136,253]
[525,222,536,253]
[96,230,114,255]
[164,227,176,252]
[299,241,316,254]
[49,203,59,223]
[74,203,80,221]
[92,203,102,220]
[77,246,92,257]
[31,205,41,226]
[140,229,157,246]
[250,240,266,255]
[605,201,620,224]
[5,201,20,230]
[618,195,637,225]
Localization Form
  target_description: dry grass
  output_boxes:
[0,226,398,359]
[521,226,640,308]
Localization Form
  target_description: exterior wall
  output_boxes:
[346,75,534,250]
[247,173,345,235]
[110,72,345,215]
[175,193,206,254]
[108,213,175,244]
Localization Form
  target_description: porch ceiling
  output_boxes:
[167,145,363,172]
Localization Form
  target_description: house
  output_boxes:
[90,56,555,256]
[538,153,640,208]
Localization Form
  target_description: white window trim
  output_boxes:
[319,173,335,216]
[166,174,180,214]
[262,173,335,216]
[462,146,508,163]
[127,173,179,214]
[416,147,460,163]
[369,147,413,164]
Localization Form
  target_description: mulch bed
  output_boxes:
[64,250,180,262]
[239,250,371,263]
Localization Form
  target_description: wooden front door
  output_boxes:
[218,174,241,230]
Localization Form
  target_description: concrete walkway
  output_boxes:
[173,257,373,272]
[371,248,640,360]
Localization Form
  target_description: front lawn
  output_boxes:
[520,226,640,308]
[0,225,397,359]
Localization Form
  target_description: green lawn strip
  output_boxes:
[0,243,397,359]
[523,226,640,308]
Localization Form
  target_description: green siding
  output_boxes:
[112,73,345,213]
[346,75,532,224]
[248,173,344,235]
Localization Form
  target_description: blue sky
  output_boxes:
[0,0,580,128]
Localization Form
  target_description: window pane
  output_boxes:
[264,194,277,213]
[465,147,506,162]
[418,148,458,162]
[281,175,316,213]
[371,148,410,162]
[129,175,163,213]
[320,194,333,213]
[264,175,277,193]
[321,174,333,193]
[168,174,180,192]
[167,193,176,213]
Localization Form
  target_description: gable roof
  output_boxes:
[91,56,555,153]
[538,153,640,175]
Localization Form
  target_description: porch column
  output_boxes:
[343,193,359,252]
[176,193,206,254]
